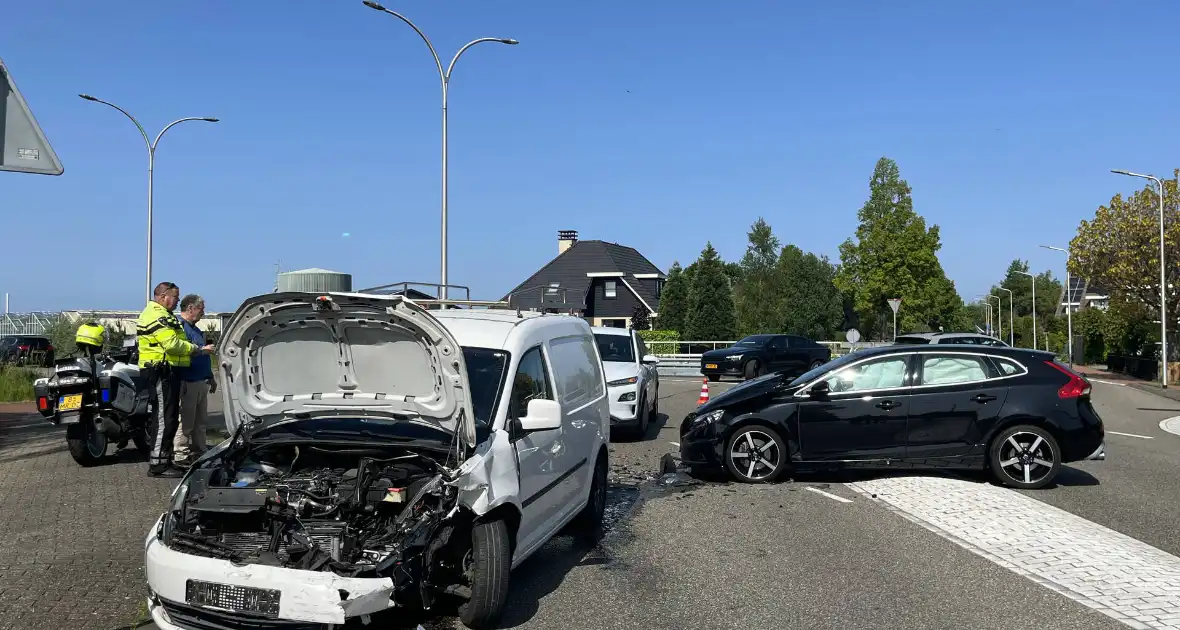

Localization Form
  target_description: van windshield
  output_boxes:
[462,347,510,427]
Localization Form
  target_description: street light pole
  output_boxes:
[1040,245,1073,367]
[987,295,1002,341]
[1111,169,1168,388]
[363,1,517,300]
[79,94,218,303]
[999,287,1014,346]
[1016,271,1036,349]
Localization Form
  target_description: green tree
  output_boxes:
[1071,170,1179,353]
[685,242,737,340]
[656,261,690,335]
[630,304,650,331]
[776,245,845,340]
[836,157,964,339]
[989,259,1063,319]
[734,218,782,336]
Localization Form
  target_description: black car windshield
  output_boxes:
[595,334,635,363]
[732,335,771,347]
[462,347,510,426]
[789,351,863,386]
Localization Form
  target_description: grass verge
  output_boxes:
[0,364,37,403]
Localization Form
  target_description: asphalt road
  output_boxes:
[4,375,1180,629]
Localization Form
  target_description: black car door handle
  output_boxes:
[875,400,900,410]
[972,394,997,403]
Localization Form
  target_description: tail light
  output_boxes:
[17,345,29,352]
[1045,361,1091,398]
[37,396,48,411]
[47,345,54,352]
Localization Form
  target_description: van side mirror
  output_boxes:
[642,354,660,365]
[518,398,562,431]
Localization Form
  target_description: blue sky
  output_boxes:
[2,0,1178,313]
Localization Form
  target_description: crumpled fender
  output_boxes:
[452,428,521,516]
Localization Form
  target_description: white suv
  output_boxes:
[143,293,610,630]
[592,326,660,439]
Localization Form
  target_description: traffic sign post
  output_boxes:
[845,328,861,354]
[887,298,902,340]
[0,56,63,175]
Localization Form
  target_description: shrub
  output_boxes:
[0,365,37,403]
[638,330,680,355]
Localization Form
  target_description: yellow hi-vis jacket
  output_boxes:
[136,301,197,368]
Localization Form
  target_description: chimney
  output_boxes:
[558,230,578,255]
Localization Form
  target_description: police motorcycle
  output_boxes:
[33,323,154,466]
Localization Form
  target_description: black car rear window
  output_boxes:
[992,357,1027,376]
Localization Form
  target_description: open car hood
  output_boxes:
[218,292,476,448]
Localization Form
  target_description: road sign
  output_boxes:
[887,298,902,314]
[0,56,63,175]
[845,328,861,344]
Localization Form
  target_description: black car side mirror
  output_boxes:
[808,380,830,396]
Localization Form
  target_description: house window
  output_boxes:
[656,279,663,297]
[604,280,617,299]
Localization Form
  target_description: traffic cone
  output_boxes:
[697,378,710,405]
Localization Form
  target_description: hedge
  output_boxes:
[638,330,681,355]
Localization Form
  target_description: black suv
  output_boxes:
[0,335,55,366]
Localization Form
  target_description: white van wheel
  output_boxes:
[457,519,512,629]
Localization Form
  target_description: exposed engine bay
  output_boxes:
[165,440,474,603]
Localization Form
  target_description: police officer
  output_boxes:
[137,282,214,477]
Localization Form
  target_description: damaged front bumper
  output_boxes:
[145,517,398,627]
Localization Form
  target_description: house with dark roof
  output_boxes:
[501,230,665,328]
[1057,277,1109,315]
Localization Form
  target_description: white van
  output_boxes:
[142,293,610,630]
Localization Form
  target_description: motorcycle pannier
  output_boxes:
[106,374,151,416]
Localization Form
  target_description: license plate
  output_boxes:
[58,394,82,411]
[705,364,718,369]
[186,579,281,617]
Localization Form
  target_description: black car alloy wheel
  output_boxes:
[724,426,787,483]
[989,425,1061,490]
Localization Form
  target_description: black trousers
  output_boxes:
[144,364,182,470]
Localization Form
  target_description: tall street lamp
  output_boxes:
[978,296,992,335]
[79,94,218,302]
[1016,270,1036,349]
[362,1,517,300]
[1040,245,1073,367]
[1111,169,1168,388]
[999,287,1014,346]
[989,295,1002,341]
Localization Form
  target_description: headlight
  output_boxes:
[607,376,638,387]
[690,409,725,428]
[726,355,743,362]
[159,481,190,545]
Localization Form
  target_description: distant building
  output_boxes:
[501,230,665,328]
[1057,278,1108,315]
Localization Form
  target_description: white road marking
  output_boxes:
[1091,379,1128,387]
[668,442,680,448]
[1106,430,1154,439]
[847,476,1180,629]
[805,487,853,503]
[1160,416,1180,437]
